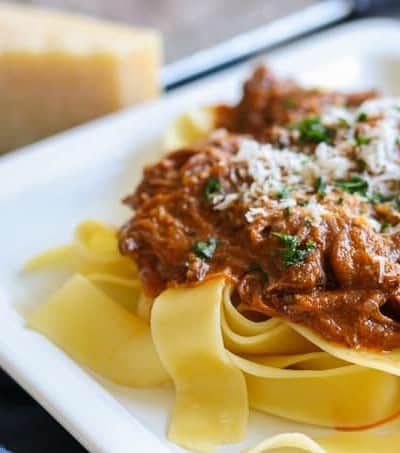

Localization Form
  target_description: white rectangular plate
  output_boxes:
[2,18,400,453]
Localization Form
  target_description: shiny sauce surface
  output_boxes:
[119,67,400,351]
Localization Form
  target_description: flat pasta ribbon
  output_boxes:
[222,286,281,336]
[229,352,400,428]
[136,292,153,323]
[247,432,400,453]
[24,221,141,316]
[87,273,141,313]
[247,432,325,453]
[28,274,169,387]
[290,323,400,377]
[151,277,248,451]
[23,220,400,451]
[24,244,75,271]
[24,220,137,278]
[164,107,216,150]
[222,286,317,355]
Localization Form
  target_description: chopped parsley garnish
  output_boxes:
[335,176,368,196]
[367,191,394,205]
[366,192,379,205]
[276,186,290,199]
[292,117,331,144]
[356,159,367,172]
[284,98,297,109]
[394,195,400,210]
[355,135,370,146]
[338,118,350,128]
[247,262,262,272]
[193,238,217,260]
[337,197,344,205]
[247,263,269,281]
[297,199,309,207]
[272,232,316,267]
[304,219,312,228]
[315,176,327,198]
[357,112,368,122]
[204,177,222,201]
[381,222,390,233]
[284,207,291,217]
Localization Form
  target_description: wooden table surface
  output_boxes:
[9,0,316,62]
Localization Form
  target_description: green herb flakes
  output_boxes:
[292,117,331,144]
[247,263,269,281]
[304,219,312,228]
[272,232,316,267]
[276,186,290,200]
[356,159,367,172]
[355,135,370,146]
[193,238,217,260]
[315,176,327,198]
[284,98,297,109]
[357,112,368,122]
[367,192,394,205]
[247,263,262,272]
[204,177,222,201]
[335,176,368,196]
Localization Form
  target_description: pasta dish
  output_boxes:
[25,67,400,452]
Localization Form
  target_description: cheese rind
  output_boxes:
[0,4,162,152]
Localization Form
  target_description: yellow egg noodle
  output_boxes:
[28,274,168,387]
[25,220,400,452]
[152,278,248,451]
[23,111,400,452]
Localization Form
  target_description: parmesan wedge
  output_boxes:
[0,4,162,152]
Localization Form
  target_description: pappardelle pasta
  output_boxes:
[25,67,400,452]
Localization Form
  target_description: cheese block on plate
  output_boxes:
[0,4,162,153]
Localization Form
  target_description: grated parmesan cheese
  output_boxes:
[245,207,268,223]
[372,255,386,284]
[322,105,354,126]
[302,197,328,224]
[212,193,239,210]
[213,97,400,230]
[367,217,382,233]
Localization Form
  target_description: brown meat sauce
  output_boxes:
[119,67,400,351]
